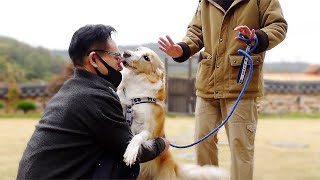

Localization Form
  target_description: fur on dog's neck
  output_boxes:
[118,68,165,106]
[117,67,166,135]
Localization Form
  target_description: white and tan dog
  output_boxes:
[117,47,228,180]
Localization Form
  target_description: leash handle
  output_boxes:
[237,32,258,84]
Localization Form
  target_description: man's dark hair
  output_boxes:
[68,24,116,66]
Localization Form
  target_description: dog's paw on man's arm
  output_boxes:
[135,138,169,164]
[123,137,167,166]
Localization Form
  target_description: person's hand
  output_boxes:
[158,35,183,58]
[234,25,256,46]
[160,137,170,153]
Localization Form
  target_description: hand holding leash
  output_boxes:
[234,25,256,46]
[234,26,259,84]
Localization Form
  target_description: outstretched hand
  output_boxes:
[234,25,256,46]
[158,35,183,58]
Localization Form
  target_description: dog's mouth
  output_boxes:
[122,60,136,69]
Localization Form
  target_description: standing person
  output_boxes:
[158,0,287,179]
[17,24,169,180]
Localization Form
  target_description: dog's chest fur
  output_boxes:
[117,69,164,135]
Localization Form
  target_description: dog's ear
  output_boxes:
[145,67,164,83]
[150,58,165,80]
[155,68,164,80]
[146,73,159,83]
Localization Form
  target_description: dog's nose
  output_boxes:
[123,51,131,58]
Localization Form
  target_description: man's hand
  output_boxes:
[234,25,256,46]
[158,35,183,58]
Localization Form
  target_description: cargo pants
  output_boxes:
[194,97,258,180]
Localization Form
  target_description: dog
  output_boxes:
[117,47,228,180]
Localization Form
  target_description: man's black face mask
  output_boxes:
[94,54,122,88]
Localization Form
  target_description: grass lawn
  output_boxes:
[1,116,320,180]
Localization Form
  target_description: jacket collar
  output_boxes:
[207,0,247,13]
[74,68,116,91]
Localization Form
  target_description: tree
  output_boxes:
[1,63,23,112]
[47,63,74,96]
[0,36,67,82]
[0,101,5,109]
[15,100,36,113]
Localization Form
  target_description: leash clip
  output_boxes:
[125,105,133,126]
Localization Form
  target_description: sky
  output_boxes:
[0,0,319,64]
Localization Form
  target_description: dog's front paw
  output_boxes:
[123,137,142,166]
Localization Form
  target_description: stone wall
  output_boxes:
[258,80,320,113]
[258,93,320,114]
[0,83,49,112]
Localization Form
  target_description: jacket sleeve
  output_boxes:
[178,2,204,61]
[173,42,192,63]
[258,0,288,50]
[137,138,166,163]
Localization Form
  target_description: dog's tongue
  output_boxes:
[117,58,125,71]
[118,57,126,63]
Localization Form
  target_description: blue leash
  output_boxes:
[170,32,258,148]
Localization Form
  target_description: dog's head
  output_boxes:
[122,47,165,83]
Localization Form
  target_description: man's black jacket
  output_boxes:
[17,69,165,179]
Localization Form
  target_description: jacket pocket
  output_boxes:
[195,52,212,92]
[228,55,263,93]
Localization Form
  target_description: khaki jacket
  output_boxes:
[181,0,287,98]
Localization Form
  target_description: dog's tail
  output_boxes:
[180,164,229,180]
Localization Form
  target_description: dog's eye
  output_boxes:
[143,55,150,61]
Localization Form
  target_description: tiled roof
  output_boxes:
[304,65,320,75]
[264,79,320,94]
[0,87,7,97]
[0,83,49,98]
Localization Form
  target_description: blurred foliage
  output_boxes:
[0,101,5,109]
[47,63,74,96]
[7,80,21,109]
[0,36,67,83]
[0,37,311,84]
[15,100,36,113]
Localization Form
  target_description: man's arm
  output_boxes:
[137,137,168,163]
[258,0,288,50]
[86,92,168,163]
[181,1,204,59]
